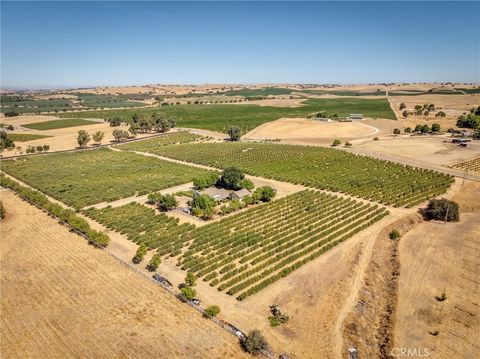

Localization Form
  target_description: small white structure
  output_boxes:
[230,188,251,200]
[349,113,363,120]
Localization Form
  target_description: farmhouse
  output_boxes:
[230,188,251,200]
[202,187,230,202]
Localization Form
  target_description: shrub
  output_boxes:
[389,229,401,240]
[431,123,441,132]
[132,243,148,264]
[239,178,255,191]
[435,289,447,302]
[185,272,197,287]
[435,111,446,118]
[190,194,216,220]
[193,172,219,190]
[181,286,196,300]
[228,126,242,141]
[332,139,341,146]
[0,131,15,150]
[456,114,480,129]
[204,305,220,318]
[252,186,276,203]
[393,128,401,135]
[420,198,459,222]
[404,127,412,133]
[77,130,91,148]
[399,103,406,110]
[157,193,178,211]
[146,252,162,271]
[0,201,5,219]
[373,137,379,141]
[402,110,409,118]
[345,141,352,147]
[241,330,268,355]
[4,111,19,117]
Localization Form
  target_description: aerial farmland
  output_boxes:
[1,1,479,359]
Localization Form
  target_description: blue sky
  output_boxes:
[1,1,479,89]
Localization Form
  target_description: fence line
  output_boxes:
[3,188,280,359]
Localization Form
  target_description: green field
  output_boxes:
[455,88,480,94]
[85,190,389,300]
[117,131,207,151]
[22,118,98,130]
[301,90,386,96]
[136,142,453,207]
[6,133,52,142]
[58,98,396,133]
[222,87,294,97]
[1,148,214,209]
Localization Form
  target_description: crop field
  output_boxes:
[222,87,295,97]
[1,148,213,209]
[5,133,52,141]
[451,157,480,174]
[75,93,146,108]
[58,98,396,133]
[135,142,454,207]
[22,118,98,130]
[117,131,207,151]
[302,89,387,96]
[83,202,195,252]
[84,191,389,300]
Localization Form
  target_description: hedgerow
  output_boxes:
[0,174,110,247]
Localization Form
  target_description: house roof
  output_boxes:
[202,187,230,201]
[231,188,251,198]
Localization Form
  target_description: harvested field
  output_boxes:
[245,117,378,143]
[395,181,480,358]
[0,190,247,359]
[1,148,213,209]
[354,136,480,168]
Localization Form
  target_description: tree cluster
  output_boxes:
[241,330,269,355]
[0,131,15,150]
[456,113,480,129]
[147,192,178,211]
[420,198,460,222]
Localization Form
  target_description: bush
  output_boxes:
[0,201,5,219]
[191,194,216,220]
[193,172,219,190]
[181,286,196,300]
[420,198,459,222]
[253,186,276,203]
[332,139,341,146]
[389,229,401,240]
[241,330,268,355]
[345,141,352,147]
[393,128,401,135]
[228,126,242,141]
[77,130,91,148]
[204,305,220,318]
[404,127,412,133]
[431,123,441,132]
[239,178,255,191]
[456,114,480,129]
[4,111,19,117]
[157,193,178,211]
[146,252,162,271]
[132,243,148,264]
[185,272,197,287]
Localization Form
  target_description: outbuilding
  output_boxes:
[230,188,251,200]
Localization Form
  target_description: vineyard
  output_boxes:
[132,142,454,207]
[451,157,480,174]
[84,191,389,300]
[116,131,207,151]
[83,202,194,253]
[58,97,396,133]
[1,148,213,209]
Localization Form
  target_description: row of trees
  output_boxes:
[394,123,441,135]
[77,130,105,148]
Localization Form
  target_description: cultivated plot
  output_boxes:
[131,142,454,207]
[85,191,389,300]
[22,118,98,130]
[450,157,480,174]
[59,98,396,133]
[1,148,214,209]
[117,131,207,151]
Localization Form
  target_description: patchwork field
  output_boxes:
[58,97,396,133]
[0,190,247,359]
[1,148,213,208]
[22,118,98,130]
[84,190,389,300]
[125,141,454,207]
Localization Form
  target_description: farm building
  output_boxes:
[349,113,363,120]
[230,188,251,200]
[201,187,230,202]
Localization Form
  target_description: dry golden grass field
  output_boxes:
[0,190,248,359]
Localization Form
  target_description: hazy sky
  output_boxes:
[1,1,479,89]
